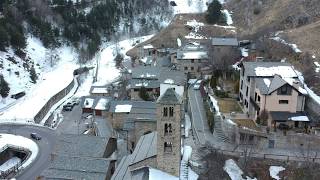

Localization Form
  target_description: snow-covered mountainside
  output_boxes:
[0,0,212,122]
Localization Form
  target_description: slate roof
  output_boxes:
[270,111,307,122]
[130,68,186,89]
[130,79,160,89]
[95,117,113,138]
[130,132,157,165]
[212,37,238,46]
[266,75,288,94]
[54,134,108,158]
[131,66,160,79]
[41,155,110,180]
[157,88,183,104]
[255,75,306,95]
[111,132,158,180]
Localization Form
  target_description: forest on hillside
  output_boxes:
[0,0,172,60]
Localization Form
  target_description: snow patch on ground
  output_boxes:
[269,166,285,180]
[95,35,154,86]
[149,168,179,180]
[185,114,191,137]
[222,9,233,25]
[185,19,207,40]
[270,37,302,53]
[177,38,182,47]
[170,0,210,14]
[224,159,257,180]
[0,134,39,170]
[209,94,220,115]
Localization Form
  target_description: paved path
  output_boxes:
[188,88,209,145]
[0,124,57,180]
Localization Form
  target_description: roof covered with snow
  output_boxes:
[270,111,309,122]
[177,51,208,60]
[90,85,110,94]
[82,97,95,109]
[242,62,298,78]
[93,97,111,110]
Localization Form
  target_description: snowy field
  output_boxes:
[0,134,39,171]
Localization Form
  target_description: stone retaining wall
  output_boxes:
[34,77,78,124]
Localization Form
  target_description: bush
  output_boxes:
[253,7,261,15]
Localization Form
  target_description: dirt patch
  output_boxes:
[218,98,242,113]
[126,13,236,58]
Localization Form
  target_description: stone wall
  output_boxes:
[305,96,320,122]
[34,77,78,124]
[134,121,157,144]
[129,156,157,170]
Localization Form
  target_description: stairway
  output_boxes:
[180,160,189,180]
[213,116,231,143]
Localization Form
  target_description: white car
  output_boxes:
[193,80,202,90]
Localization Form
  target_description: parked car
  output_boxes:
[30,133,41,140]
[193,80,202,90]
[63,104,73,111]
[11,91,26,99]
[278,123,290,130]
[70,98,80,106]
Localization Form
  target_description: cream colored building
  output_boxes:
[239,62,308,127]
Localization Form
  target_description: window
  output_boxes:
[246,86,249,96]
[254,92,257,101]
[279,100,289,104]
[163,107,168,117]
[164,123,172,135]
[164,142,173,152]
[247,77,250,82]
[239,92,243,101]
[169,107,174,117]
[240,80,243,90]
[191,67,194,70]
[277,85,292,95]
[257,95,261,102]
[191,59,194,63]
[184,67,188,70]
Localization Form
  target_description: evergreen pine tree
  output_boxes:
[139,87,150,101]
[30,66,38,83]
[0,75,10,98]
[206,0,225,24]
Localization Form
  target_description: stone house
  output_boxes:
[173,43,208,78]
[239,62,309,128]
[129,66,186,100]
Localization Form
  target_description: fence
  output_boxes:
[34,77,78,124]
[204,145,320,163]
